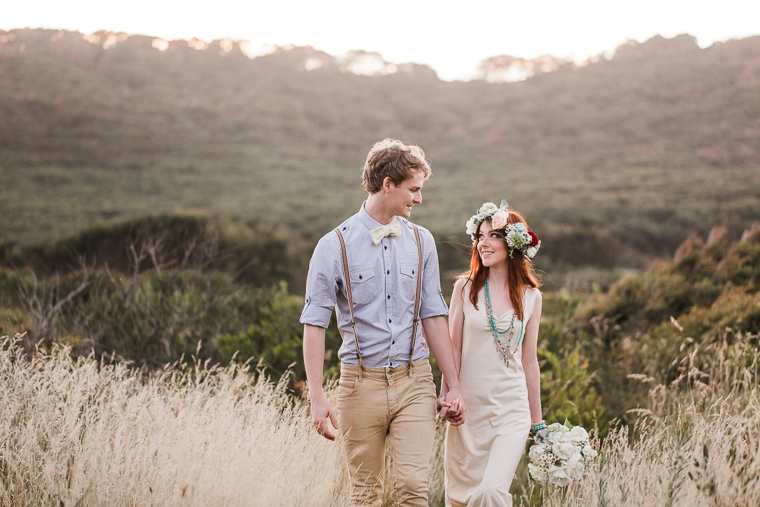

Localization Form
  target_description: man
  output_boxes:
[301,138,466,506]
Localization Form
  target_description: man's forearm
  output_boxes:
[303,324,328,400]
[422,316,461,390]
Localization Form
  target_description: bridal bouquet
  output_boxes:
[528,421,597,487]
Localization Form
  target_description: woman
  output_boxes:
[441,200,545,507]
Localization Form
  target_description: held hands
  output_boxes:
[438,386,466,426]
[310,393,339,441]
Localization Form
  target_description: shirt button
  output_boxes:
[392,340,396,345]
[387,295,390,300]
[389,319,392,323]
[387,270,390,275]
[384,246,387,250]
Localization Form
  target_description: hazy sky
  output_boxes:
[5,0,760,80]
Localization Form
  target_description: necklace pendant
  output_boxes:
[485,275,521,367]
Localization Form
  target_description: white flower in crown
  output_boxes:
[466,199,540,261]
[478,202,499,215]
[465,217,479,237]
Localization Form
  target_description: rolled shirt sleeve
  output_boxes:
[300,234,340,328]
[418,227,449,320]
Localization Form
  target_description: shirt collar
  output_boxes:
[358,201,398,231]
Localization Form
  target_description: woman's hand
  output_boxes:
[440,397,465,425]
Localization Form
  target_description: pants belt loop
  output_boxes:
[357,364,364,382]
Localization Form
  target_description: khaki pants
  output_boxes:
[337,360,438,507]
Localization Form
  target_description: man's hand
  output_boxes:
[303,325,338,440]
[439,386,466,426]
[310,394,339,441]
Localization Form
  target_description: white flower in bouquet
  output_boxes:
[565,453,585,481]
[568,425,589,442]
[549,466,572,487]
[529,421,596,487]
[553,440,576,461]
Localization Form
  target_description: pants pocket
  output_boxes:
[337,372,360,398]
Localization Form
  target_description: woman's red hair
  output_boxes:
[460,210,541,321]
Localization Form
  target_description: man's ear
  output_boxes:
[382,177,394,192]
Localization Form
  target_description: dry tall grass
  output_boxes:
[523,332,760,507]
[0,334,347,506]
[3,331,758,506]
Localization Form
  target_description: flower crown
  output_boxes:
[465,200,541,260]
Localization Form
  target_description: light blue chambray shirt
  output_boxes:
[300,203,449,368]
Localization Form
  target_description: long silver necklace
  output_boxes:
[484,276,524,366]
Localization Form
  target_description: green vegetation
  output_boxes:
[1,29,759,268]
[1,27,759,503]
[3,214,758,435]
[562,223,760,430]
[0,215,324,374]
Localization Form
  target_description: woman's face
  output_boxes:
[477,220,508,268]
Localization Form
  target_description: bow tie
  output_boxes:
[370,220,402,245]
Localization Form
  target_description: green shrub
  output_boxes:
[539,347,604,432]
[2,214,296,289]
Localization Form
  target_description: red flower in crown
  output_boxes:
[528,232,539,247]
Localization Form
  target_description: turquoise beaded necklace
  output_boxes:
[485,275,524,365]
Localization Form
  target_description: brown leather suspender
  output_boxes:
[334,227,364,369]
[408,225,424,372]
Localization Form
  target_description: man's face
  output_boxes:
[386,170,425,218]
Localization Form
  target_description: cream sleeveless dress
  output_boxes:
[444,281,538,507]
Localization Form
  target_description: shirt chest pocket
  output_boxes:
[348,267,380,304]
[399,262,419,302]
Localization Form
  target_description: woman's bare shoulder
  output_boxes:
[451,276,472,299]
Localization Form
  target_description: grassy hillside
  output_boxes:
[1,29,759,266]
[1,30,758,504]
